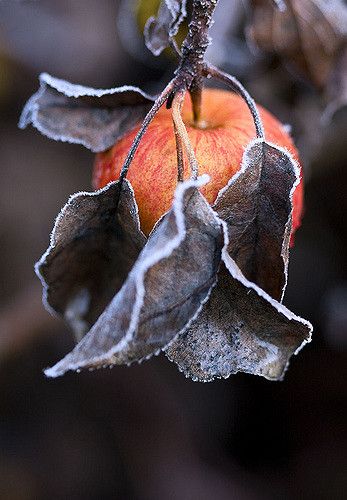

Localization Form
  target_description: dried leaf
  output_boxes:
[166,253,312,382]
[44,175,224,378]
[214,139,299,302]
[36,180,146,340]
[144,0,187,56]
[19,73,154,152]
[248,0,347,89]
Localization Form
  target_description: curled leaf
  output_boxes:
[166,253,312,382]
[144,0,187,56]
[44,175,224,378]
[214,139,300,301]
[36,180,146,340]
[19,73,154,152]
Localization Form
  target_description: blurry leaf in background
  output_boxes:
[248,0,347,117]
[144,0,187,56]
[117,0,188,65]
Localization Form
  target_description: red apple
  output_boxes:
[93,88,303,237]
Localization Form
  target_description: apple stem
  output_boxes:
[205,64,265,139]
[119,78,177,183]
[172,98,185,183]
[189,82,203,125]
[172,90,199,180]
[119,0,264,187]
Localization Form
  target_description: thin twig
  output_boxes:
[172,90,199,180]
[119,79,177,182]
[204,64,265,139]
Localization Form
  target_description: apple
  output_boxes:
[93,88,303,237]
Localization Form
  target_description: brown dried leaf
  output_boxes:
[36,180,146,340]
[214,139,299,301]
[19,73,154,152]
[248,0,347,89]
[166,253,312,382]
[144,0,187,56]
[44,175,224,378]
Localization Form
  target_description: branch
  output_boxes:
[205,64,265,139]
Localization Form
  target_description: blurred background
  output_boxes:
[0,1,346,499]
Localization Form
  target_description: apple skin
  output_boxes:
[93,88,303,237]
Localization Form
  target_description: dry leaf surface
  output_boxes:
[44,176,224,377]
[166,255,312,382]
[213,139,299,301]
[19,73,154,152]
[36,180,146,340]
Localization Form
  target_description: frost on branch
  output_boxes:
[144,0,187,56]
[213,139,300,301]
[36,181,146,340]
[166,255,312,382]
[19,73,154,152]
[44,176,224,378]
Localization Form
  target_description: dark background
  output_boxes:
[0,1,346,499]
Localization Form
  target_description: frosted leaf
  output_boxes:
[214,139,300,301]
[166,254,312,383]
[44,175,224,378]
[144,0,187,56]
[36,180,146,339]
[19,73,154,152]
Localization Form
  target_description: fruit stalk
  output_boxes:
[119,79,176,182]
[119,0,221,183]
[172,90,199,180]
[205,64,265,138]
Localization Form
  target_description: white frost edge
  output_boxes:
[144,0,187,56]
[214,137,301,303]
[44,174,212,377]
[219,217,312,357]
[36,72,153,101]
[167,204,312,383]
[18,73,155,152]
[272,0,286,12]
[144,16,167,56]
[167,0,187,37]
[35,179,141,320]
